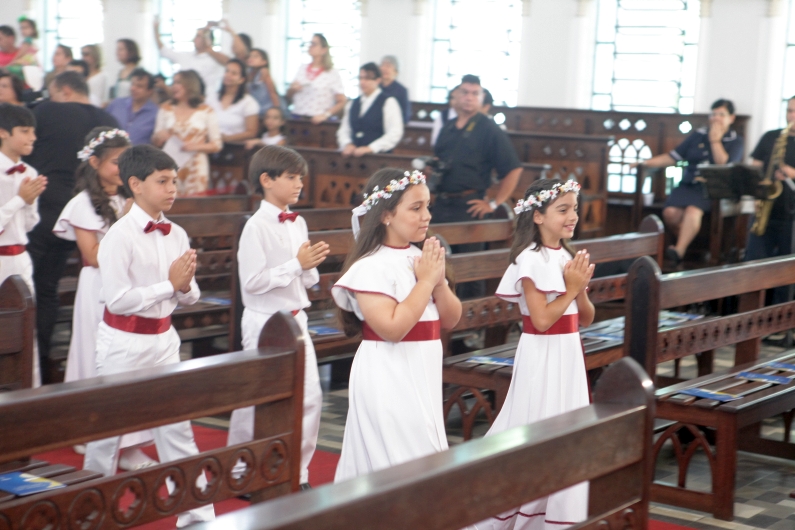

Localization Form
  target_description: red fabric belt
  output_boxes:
[103,308,172,335]
[0,244,26,256]
[522,314,579,335]
[362,320,441,342]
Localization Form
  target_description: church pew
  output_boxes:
[0,276,35,393]
[0,312,304,527]
[189,358,656,530]
[624,255,795,520]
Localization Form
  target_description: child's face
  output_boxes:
[130,169,178,216]
[0,126,36,157]
[382,184,432,244]
[262,171,303,210]
[264,108,284,133]
[91,147,127,191]
[534,192,579,242]
[20,21,33,37]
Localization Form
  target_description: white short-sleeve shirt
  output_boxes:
[291,65,345,117]
[207,93,260,136]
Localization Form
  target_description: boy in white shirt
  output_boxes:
[82,144,214,527]
[0,104,46,387]
[227,145,329,489]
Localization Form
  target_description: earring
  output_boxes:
[386,222,390,226]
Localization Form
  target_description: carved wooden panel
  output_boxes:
[313,174,368,208]
[578,198,607,239]
[452,297,521,332]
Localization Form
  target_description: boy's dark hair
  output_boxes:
[119,144,178,195]
[68,59,90,78]
[0,103,36,135]
[248,145,308,194]
[0,72,25,103]
[711,98,735,116]
[130,68,155,90]
[360,62,381,79]
[461,74,481,86]
[0,26,15,38]
[51,71,88,95]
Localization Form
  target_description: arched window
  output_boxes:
[154,0,224,80]
[41,0,104,71]
[284,0,362,98]
[429,0,523,106]
[591,0,701,113]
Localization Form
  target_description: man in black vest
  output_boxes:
[337,62,404,157]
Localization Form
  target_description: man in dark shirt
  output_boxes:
[379,55,411,124]
[24,71,118,381]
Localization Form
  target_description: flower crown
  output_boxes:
[350,170,427,238]
[77,129,130,161]
[514,180,581,215]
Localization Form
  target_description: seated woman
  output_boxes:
[639,99,744,264]
[207,58,260,142]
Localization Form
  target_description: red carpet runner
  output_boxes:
[34,425,693,529]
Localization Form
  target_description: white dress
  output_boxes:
[331,245,448,482]
[53,191,151,448]
[478,245,590,530]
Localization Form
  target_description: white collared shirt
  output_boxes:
[98,202,199,318]
[238,200,319,314]
[159,47,225,94]
[336,87,404,153]
[0,152,40,246]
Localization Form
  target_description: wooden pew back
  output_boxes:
[0,313,305,527]
[0,276,35,392]
[189,358,655,530]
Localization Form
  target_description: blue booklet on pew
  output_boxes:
[676,388,740,402]
[736,371,792,385]
[308,326,340,336]
[766,361,795,372]
[467,356,514,367]
[0,472,65,496]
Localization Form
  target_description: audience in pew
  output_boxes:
[379,55,411,124]
[43,44,72,89]
[0,25,19,68]
[0,71,24,105]
[245,106,288,149]
[287,33,346,124]
[337,62,404,157]
[246,48,282,118]
[153,18,225,96]
[8,17,38,69]
[110,38,141,100]
[636,99,743,266]
[208,58,260,142]
[23,71,118,380]
[80,44,108,107]
[152,69,222,196]
[105,68,159,145]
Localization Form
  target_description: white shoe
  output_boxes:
[118,448,158,471]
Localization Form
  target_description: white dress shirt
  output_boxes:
[0,152,40,245]
[98,202,199,318]
[159,47,225,95]
[336,88,404,154]
[238,200,319,314]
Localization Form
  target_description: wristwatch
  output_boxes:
[488,200,498,211]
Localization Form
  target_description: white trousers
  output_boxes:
[227,308,322,484]
[83,323,215,527]
[0,253,41,388]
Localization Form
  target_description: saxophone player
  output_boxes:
[744,95,795,305]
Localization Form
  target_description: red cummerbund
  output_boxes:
[522,314,579,335]
[362,320,441,342]
[0,244,26,256]
[103,308,172,335]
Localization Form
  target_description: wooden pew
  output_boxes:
[0,276,35,393]
[624,255,795,520]
[0,312,304,527]
[189,358,656,530]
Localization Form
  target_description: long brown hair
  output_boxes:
[508,178,577,264]
[74,127,131,227]
[172,70,204,108]
[337,168,452,337]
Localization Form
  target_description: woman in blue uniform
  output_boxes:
[639,99,744,264]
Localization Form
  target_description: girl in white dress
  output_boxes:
[53,127,154,470]
[478,178,595,530]
[332,168,462,482]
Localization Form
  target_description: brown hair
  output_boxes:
[19,18,38,39]
[172,70,204,108]
[508,178,577,264]
[313,33,333,71]
[248,145,308,194]
[74,127,132,227]
[117,38,141,65]
[81,44,102,70]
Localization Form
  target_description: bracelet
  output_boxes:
[488,200,498,211]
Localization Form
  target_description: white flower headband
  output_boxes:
[77,129,130,161]
[350,170,427,238]
[514,180,581,215]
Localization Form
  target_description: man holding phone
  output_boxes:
[153,18,225,93]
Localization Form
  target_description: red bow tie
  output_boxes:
[278,211,298,223]
[143,221,172,235]
[5,164,25,175]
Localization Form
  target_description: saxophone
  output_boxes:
[750,122,791,236]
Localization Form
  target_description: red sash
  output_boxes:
[0,245,26,256]
[522,314,579,335]
[103,308,172,335]
[362,320,441,342]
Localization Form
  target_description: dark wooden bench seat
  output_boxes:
[0,312,304,528]
[190,358,655,530]
[0,276,35,392]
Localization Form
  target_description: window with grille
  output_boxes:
[41,0,104,71]
[154,0,224,80]
[429,0,523,106]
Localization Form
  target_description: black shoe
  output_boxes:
[665,247,682,265]
[300,483,312,491]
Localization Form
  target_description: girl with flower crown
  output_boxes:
[332,167,462,482]
[477,178,594,530]
[53,127,155,470]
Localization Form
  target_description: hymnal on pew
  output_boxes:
[735,371,793,385]
[0,472,65,496]
[676,388,740,402]
[467,356,514,367]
